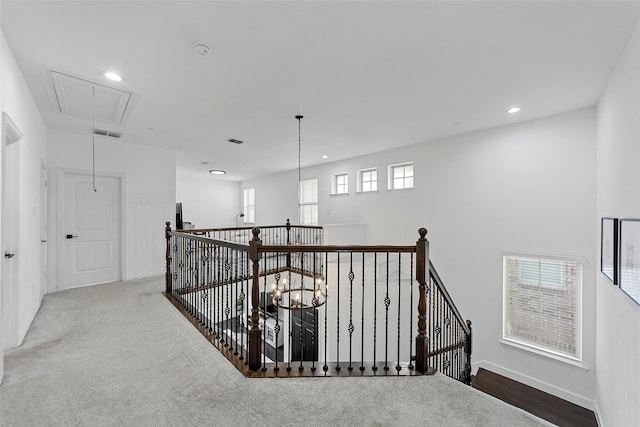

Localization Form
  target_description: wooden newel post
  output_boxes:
[248,227,263,371]
[165,222,172,294]
[415,227,433,374]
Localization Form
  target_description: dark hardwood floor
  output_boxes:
[472,368,597,427]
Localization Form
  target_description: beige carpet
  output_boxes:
[0,276,553,426]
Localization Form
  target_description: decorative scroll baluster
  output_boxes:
[348,253,354,371]
[360,252,365,372]
[384,252,390,371]
[165,222,172,293]
[323,252,329,373]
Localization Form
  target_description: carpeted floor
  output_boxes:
[0,276,554,426]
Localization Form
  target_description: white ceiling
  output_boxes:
[2,1,639,181]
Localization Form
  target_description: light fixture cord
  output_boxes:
[92,86,97,192]
[297,116,302,225]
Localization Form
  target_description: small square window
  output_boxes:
[388,162,414,190]
[358,168,377,192]
[332,173,349,195]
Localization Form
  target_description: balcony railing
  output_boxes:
[164,221,471,383]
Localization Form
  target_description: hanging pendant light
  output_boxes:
[269,115,326,311]
[295,115,303,225]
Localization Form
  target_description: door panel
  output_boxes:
[62,173,121,289]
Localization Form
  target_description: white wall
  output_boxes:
[47,131,175,290]
[176,170,239,229]
[242,108,597,408]
[0,29,48,353]
[595,18,640,427]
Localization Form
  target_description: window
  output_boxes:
[332,173,349,195]
[357,168,377,192]
[388,162,414,190]
[243,188,255,223]
[299,179,318,225]
[503,254,582,361]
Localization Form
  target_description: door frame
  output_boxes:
[1,111,24,385]
[56,168,126,291]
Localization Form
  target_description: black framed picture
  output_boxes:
[601,217,618,285]
[620,219,640,306]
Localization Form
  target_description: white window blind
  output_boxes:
[503,254,582,360]
[299,179,318,225]
[243,188,255,223]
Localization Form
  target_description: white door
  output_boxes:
[2,114,22,383]
[62,172,122,289]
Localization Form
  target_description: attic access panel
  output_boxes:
[48,70,133,126]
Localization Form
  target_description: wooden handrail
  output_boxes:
[166,230,250,251]
[429,263,471,336]
[259,244,416,254]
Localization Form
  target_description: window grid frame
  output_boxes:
[357,168,378,193]
[388,162,414,190]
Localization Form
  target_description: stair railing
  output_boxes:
[165,221,471,383]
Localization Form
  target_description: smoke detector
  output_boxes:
[194,42,213,56]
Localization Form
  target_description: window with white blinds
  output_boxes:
[299,178,318,225]
[503,254,582,361]
[243,188,255,223]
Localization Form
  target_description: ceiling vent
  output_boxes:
[94,128,122,138]
[46,69,135,125]
[227,138,244,144]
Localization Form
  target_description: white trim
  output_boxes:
[56,168,126,291]
[502,252,583,361]
[387,161,414,190]
[472,360,595,410]
[331,172,349,195]
[594,400,603,427]
[356,167,378,193]
[499,339,588,370]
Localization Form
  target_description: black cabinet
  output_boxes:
[292,308,318,362]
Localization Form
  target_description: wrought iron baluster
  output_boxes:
[336,252,341,372]
[262,256,267,371]
[396,252,401,372]
[384,252,390,371]
[287,268,292,372]
[372,252,378,371]
[323,251,328,373]
[348,252,354,371]
[360,252,365,372]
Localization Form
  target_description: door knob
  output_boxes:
[4,252,15,258]
[66,234,79,239]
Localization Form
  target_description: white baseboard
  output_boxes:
[472,360,595,410]
[594,400,603,427]
[124,272,164,281]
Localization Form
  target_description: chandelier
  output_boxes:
[271,274,327,310]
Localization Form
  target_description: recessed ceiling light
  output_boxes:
[322,155,328,159]
[105,72,122,82]
[507,106,521,114]
[209,169,225,175]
